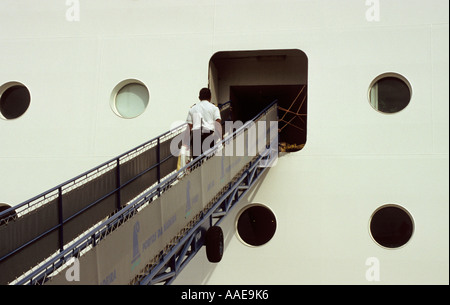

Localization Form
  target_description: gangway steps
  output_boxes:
[2,100,278,285]
[136,152,271,285]
[134,136,278,285]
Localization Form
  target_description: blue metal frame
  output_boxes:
[0,123,186,222]
[137,138,277,285]
[6,100,278,285]
[0,124,186,284]
[135,100,279,285]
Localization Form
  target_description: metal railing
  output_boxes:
[1,100,277,285]
[0,122,186,284]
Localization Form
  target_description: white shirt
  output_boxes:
[186,100,221,132]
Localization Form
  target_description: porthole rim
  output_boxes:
[0,81,32,121]
[0,202,17,224]
[110,78,150,119]
[235,203,277,248]
[367,72,413,115]
[368,203,415,250]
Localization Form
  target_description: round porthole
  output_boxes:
[368,73,412,114]
[110,79,149,119]
[369,204,414,249]
[236,204,277,247]
[0,82,31,120]
[0,203,17,225]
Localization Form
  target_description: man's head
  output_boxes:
[199,88,211,101]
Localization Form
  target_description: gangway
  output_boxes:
[0,100,278,285]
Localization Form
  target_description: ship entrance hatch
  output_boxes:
[209,49,308,152]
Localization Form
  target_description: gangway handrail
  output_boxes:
[8,99,278,285]
[0,102,234,224]
[138,135,278,285]
[0,122,187,284]
[0,100,233,284]
[0,123,186,224]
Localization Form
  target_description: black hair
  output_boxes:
[199,88,211,101]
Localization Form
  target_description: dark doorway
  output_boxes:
[230,84,307,151]
[209,49,308,152]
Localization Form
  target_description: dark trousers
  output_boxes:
[190,130,215,158]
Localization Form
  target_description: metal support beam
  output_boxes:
[137,142,276,285]
[10,101,278,286]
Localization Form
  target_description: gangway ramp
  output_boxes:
[0,101,278,285]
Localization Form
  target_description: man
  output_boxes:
[186,88,222,158]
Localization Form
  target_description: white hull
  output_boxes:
[1,0,448,284]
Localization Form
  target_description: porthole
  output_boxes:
[0,82,31,120]
[0,203,17,225]
[110,79,149,119]
[369,204,414,249]
[236,204,276,247]
[368,73,412,114]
